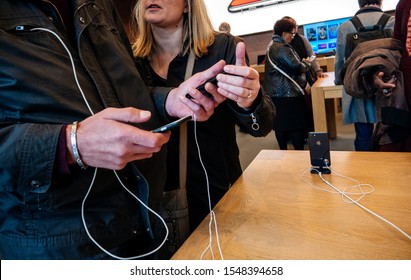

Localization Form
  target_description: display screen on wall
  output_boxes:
[204,0,397,36]
[303,17,350,56]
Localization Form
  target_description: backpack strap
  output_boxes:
[376,13,391,29]
[350,16,363,31]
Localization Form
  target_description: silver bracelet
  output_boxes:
[70,121,87,169]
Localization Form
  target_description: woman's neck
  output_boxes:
[150,22,184,79]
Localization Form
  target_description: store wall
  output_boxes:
[241,31,272,65]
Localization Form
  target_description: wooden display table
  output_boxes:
[317,56,335,72]
[172,150,411,260]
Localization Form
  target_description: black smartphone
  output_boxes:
[151,115,192,133]
[308,132,331,173]
[185,74,220,100]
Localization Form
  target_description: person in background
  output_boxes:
[132,0,275,236]
[334,0,394,151]
[218,21,232,33]
[264,18,311,150]
[372,0,411,152]
[282,16,328,135]
[218,21,244,44]
[282,16,327,85]
[0,0,225,260]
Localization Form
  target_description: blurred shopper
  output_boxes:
[219,21,244,44]
[334,0,394,151]
[282,16,327,86]
[264,18,311,150]
[372,0,411,151]
[282,16,328,135]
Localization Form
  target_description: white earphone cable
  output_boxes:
[191,114,224,260]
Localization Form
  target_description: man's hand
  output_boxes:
[66,107,170,170]
[373,71,397,94]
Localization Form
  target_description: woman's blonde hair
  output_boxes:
[131,0,215,58]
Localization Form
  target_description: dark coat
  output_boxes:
[263,35,311,98]
[0,0,170,259]
[340,38,410,146]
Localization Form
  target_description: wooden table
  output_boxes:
[311,72,343,139]
[317,56,335,72]
[172,150,411,260]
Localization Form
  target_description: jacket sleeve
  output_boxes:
[277,45,311,75]
[150,86,173,122]
[229,87,276,137]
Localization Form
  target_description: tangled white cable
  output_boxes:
[301,165,411,241]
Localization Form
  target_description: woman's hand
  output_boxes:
[215,42,261,109]
[165,60,226,121]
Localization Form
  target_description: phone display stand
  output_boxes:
[310,166,331,174]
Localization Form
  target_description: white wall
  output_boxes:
[204,0,398,36]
